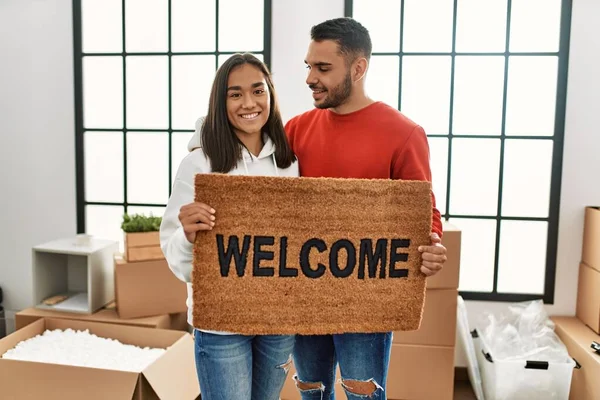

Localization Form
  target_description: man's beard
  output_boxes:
[312,73,352,109]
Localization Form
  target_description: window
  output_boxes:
[73,0,271,248]
[347,0,572,303]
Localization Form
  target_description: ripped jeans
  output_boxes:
[194,330,295,400]
[293,332,392,399]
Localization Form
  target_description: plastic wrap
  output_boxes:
[477,300,569,362]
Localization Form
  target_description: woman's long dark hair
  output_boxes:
[201,53,296,173]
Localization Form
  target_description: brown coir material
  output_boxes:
[192,174,432,335]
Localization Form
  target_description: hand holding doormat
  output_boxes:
[192,173,432,335]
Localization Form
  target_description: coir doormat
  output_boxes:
[192,174,432,335]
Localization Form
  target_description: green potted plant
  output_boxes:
[121,213,164,262]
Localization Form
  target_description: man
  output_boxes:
[285,18,447,399]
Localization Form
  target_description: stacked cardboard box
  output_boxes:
[576,207,600,334]
[388,221,460,400]
[553,206,600,400]
[280,222,461,400]
[114,257,187,319]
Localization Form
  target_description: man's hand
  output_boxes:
[418,233,447,276]
[178,202,216,243]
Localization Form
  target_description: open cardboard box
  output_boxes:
[15,307,189,331]
[0,318,199,400]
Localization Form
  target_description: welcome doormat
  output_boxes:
[192,174,432,335]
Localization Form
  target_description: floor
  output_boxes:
[454,380,477,400]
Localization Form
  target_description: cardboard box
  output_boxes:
[279,363,299,400]
[15,307,189,331]
[0,318,200,400]
[387,343,455,400]
[552,317,600,400]
[280,364,344,400]
[427,222,461,290]
[280,344,455,400]
[394,289,457,346]
[32,237,119,314]
[576,262,600,334]
[582,207,600,271]
[125,232,164,262]
[115,258,187,319]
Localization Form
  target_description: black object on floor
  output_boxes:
[0,286,5,339]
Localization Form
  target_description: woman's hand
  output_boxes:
[178,202,216,243]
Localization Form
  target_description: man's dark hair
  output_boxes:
[311,17,372,62]
[201,53,296,173]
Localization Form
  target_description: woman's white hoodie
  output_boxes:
[160,132,299,333]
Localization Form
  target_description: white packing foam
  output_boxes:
[1,328,166,372]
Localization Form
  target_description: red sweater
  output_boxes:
[285,102,443,237]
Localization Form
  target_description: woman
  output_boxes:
[160,53,298,400]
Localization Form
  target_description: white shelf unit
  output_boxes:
[32,238,119,314]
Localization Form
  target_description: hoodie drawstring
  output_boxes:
[242,154,250,175]
[241,149,279,176]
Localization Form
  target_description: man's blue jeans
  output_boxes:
[194,330,295,400]
[293,332,393,399]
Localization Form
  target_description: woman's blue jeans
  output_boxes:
[194,330,295,400]
[292,332,393,399]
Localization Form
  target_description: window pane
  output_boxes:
[502,139,553,218]
[428,138,448,216]
[126,56,169,129]
[455,0,507,52]
[450,139,500,216]
[505,56,558,136]
[172,132,194,185]
[401,56,451,134]
[81,0,122,53]
[125,0,168,52]
[498,220,547,294]
[83,57,123,129]
[84,132,123,203]
[172,56,216,130]
[126,132,169,204]
[510,0,561,52]
[449,218,496,292]
[354,0,401,52]
[452,56,505,135]
[403,0,454,52]
[171,0,216,52]
[86,205,124,252]
[218,0,264,52]
[366,56,399,109]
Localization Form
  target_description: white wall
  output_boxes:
[1,0,598,368]
[0,0,76,332]
[271,0,343,122]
